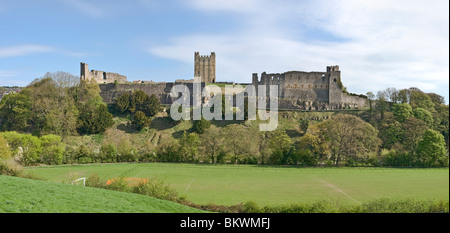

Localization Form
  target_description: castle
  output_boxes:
[82,52,368,110]
[252,66,367,110]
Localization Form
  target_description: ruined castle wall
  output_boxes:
[99,82,202,106]
[80,62,127,84]
[283,71,329,102]
[99,83,174,105]
[340,93,368,108]
[90,70,127,84]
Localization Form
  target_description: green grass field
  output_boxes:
[25,163,449,206]
[0,175,206,213]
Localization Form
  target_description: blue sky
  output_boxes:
[0,0,449,102]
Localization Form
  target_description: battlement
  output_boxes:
[194,52,216,83]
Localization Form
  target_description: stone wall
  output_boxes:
[99,82,204,106]
[252,66,368,110]
[81,62,127,84]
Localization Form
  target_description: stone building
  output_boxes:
[194,52,216,83]
[80,62,127,84]
[252,66,367,110]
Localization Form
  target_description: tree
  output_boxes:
[115,92,131,113]
[268,130,294,164]
[433,104,449,148]
[315,114,381,166]
[178,131,200,162]
[157,135,181,162]
[416,129,448,167]
[192,117,211,134]
[27,77,79,136]
[426,93,445,107]
[391,103,412,122]
[366,92,375,114]
[116,91,160,117]
[143,94,161,117]
[297,133,327,164]
[409,88,435,111]
[77,79,103,105]
[375,92,389,119]
[299,119,309,133]
[378,112,404,149]
[42,71,79,88]
[412,108,434,127]
[77,103,114,134]
[401,116,427,154]
[223,124,251,164]
[0,90,32,132]
[129,90,147,113]
[200,126,224,163]
[132,111,151,130]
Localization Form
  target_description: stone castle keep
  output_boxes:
[82,52,368,110]
[194,52,216,83]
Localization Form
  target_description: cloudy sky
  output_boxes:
[0,0,448,102]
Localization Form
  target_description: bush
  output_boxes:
[192,117,211,134]
[361,199,449,213]
[40,134,65,165]
[105,177,130,192]
[99,143,117,163]
[131,111,151,130]
[85,174,106,189]
[2,131,42,165]
[297,149,317,167]
[0,158,23,176]
[0,134,12,160]
[242,201,260,213]
[132,176,180,202]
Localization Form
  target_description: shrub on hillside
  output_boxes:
[132,176,181,202]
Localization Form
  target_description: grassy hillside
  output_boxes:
[62,110,342,156]
[0,175,205,213]
[26,163,449,206]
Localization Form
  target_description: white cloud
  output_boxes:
[147,0,449,101]
[0,45,55,58]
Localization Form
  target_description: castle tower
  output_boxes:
[194,52,216,83]
[327,65,342,104]
[80,62,90,81]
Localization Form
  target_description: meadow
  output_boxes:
[0,174,206,213]
[26,163,449,207]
